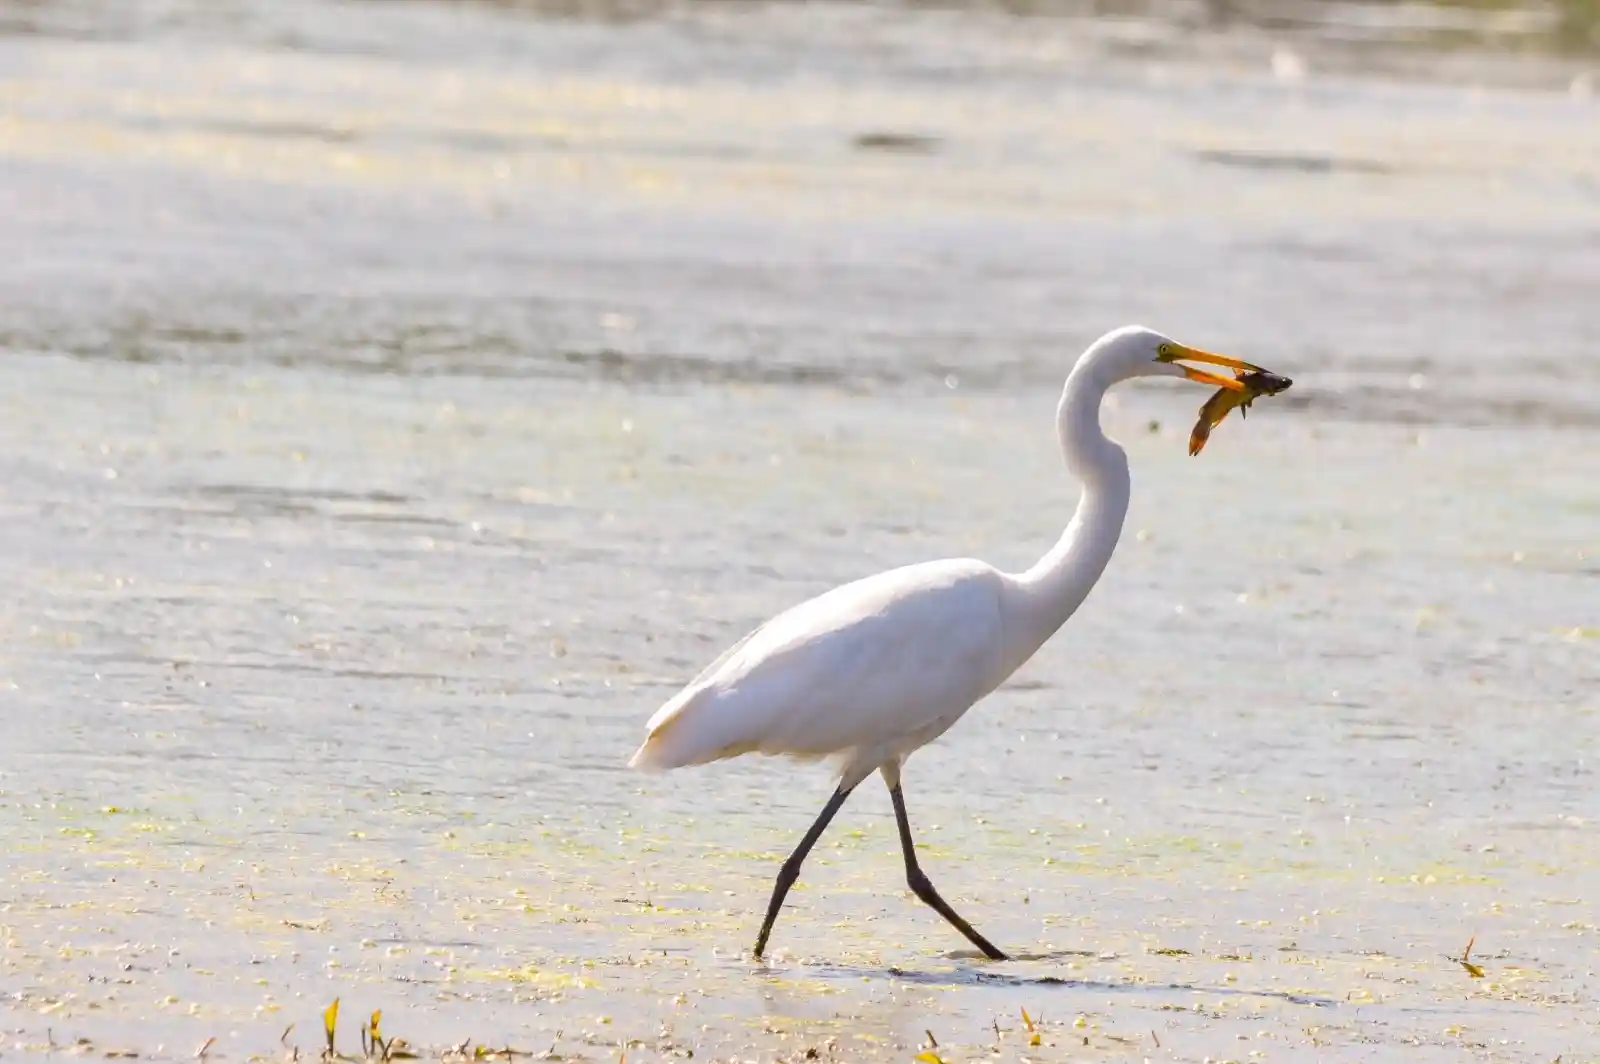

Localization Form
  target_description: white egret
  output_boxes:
[629,326,1287,960]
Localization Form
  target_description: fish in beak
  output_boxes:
[1187,368,1294,455]
[1154,341,1294,454]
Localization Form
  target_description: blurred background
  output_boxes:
[2,1,1597,1061]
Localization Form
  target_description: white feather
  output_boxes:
[629,560,1007,787]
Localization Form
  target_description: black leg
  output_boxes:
[753,785,854,959]
[889,783,1008,960]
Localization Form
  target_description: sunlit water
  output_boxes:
[2,2,1597,1061]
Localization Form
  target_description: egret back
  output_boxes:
[628,559,1009,785]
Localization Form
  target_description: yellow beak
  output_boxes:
[1159,342,1262,391]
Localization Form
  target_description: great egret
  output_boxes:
[629,326,1286,960]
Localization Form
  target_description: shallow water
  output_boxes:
[2,2,1598,1062]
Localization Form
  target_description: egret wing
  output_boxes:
[630,560,1007,772]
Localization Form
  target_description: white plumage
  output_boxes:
[632,559,1006,783]
[628,325,1282,960]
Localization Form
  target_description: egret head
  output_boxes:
[1083,325,1262,391]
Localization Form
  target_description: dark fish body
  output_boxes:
[1188,370,1293,455]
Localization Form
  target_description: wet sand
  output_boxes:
[2,2,1597,1061]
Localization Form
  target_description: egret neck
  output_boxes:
[1006,362,1132,671]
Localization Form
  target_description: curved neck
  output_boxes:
[1004,364,1131,670]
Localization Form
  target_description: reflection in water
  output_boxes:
[882,962,1342,1008]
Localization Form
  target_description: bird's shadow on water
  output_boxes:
[787,949,1339,1010]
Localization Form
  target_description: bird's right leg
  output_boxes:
[753,784,854,959]
[885,771,1009,961]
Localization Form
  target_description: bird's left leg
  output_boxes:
[884,765,1009,960]
[753,784,854,959]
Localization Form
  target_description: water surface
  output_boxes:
[2,2,1597,1061]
